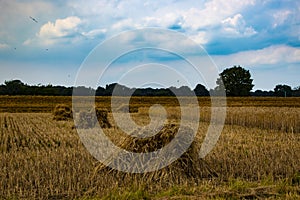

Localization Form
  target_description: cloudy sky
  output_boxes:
[0,0,299,90]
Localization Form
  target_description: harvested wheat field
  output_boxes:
[0,96,300,199]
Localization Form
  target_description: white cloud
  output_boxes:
[112,18,140,31]
[82,29,107,39]
[0,43,9,49]
[180,0,256,30]
[127,1,257,45]
[189,32,209,44]
[252,45,300,64]
[24,14,109,46]
[142,13,183,28]
[213,45,300,67]
[221,14,257,37]
[37,16,82,45]
[272,10,291,28]
[69,0,258,37]
[20,0,260,47]
[22,39,32,46]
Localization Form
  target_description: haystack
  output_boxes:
[76,108,111,129]
[94,123,217,185]
[53,104,72,121]
[96,108,112,128]
[76,110,97,129]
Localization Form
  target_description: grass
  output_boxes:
[0,96,299,199]
[89,179,300,199]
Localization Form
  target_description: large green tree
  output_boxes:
[274,84,292,97]
[293,86,300,97]
[4,80,26,95]
[215,66,254,96]
[194,84,209,96]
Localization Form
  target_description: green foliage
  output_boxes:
[293,86,300,97]
[4,80,26,95]
[102,186,150,200]
[291,171,300,185]
[1,77,300,97]
[274,84,292,97]
[216,65,254,96]
[194,84,209,96]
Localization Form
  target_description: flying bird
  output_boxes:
[29,16,38,23]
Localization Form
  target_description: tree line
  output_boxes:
[0,80,209,96]
[1,66,299,97]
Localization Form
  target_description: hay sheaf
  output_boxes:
[94,124,217,185]
[76,108,111,129]
[96,108,112,128]
[53,104,72,121]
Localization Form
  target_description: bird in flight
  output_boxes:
[29,16,38,23]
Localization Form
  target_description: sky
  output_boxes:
[0,0,299,90]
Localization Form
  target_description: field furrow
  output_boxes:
[0,113,77,152]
